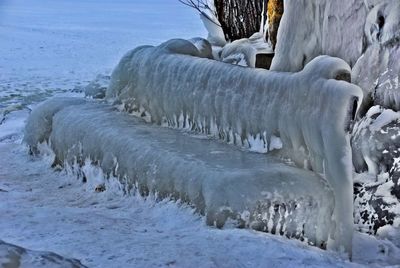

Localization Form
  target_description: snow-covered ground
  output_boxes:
[0,0,399,267]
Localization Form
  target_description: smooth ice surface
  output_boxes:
[107,39,363,254]
[24,98,336,247]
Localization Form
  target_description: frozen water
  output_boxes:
[106,39,363,255]
[24,98,336,247]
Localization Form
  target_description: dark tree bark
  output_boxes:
[213,0,283,49]
[214,0,266,41]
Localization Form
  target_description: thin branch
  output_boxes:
[178,0,222,27]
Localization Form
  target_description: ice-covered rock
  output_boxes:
[25,98,336,248]
[106,39,364,255]
[352,106,400,174]
[0,240,85,268]
[352,106,400,233]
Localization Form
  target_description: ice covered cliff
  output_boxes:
[106,38,363,255]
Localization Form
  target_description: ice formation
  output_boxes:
[270,0,369,72]
[23,97,86,154]
[0,240,85,268]
[352,106,400,233]
[271,0,400,113]
[352,106,400,174]
[106,39,363,255]
[352,0,400,112]
[24,98,336,248]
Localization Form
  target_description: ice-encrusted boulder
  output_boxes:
[352,106,400,174]
[25,98,336,248]
[106,39,363,255]
[0,240,85,268]
[351,106,400,232]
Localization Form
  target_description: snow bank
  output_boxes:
[24,98,335,248]
[106,39,363,255]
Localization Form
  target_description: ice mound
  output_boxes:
[107,38,363,255]
[0,240,85,268]
[25,98,335,249]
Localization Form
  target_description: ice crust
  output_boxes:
[106,39,363,255]
[24,98,335,248]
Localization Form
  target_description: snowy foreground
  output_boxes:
[1,0,400,267]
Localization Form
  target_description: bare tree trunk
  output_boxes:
[214,0,266,41]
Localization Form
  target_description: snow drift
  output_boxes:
[24,98,335,248]
[106,38,363,255]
